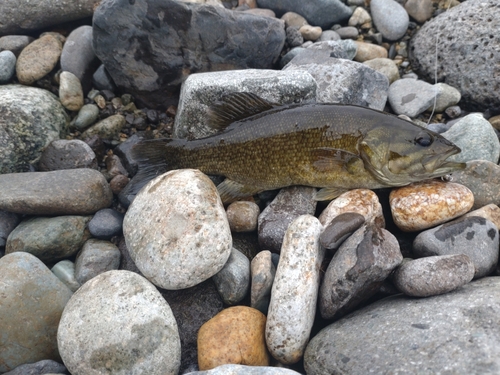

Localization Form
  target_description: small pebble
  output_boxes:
[281,12,308,28]
[72,104,100,130]
[250,250,276,314]
[317,30,340,42]
[320,212,365,251]
[39,139,97,171]
[60,25,96,84]
[81,114,125,141]
[0,50,16,84]
[363,57,400,83]
[226,201,260,232]
[389,180,474,232]
[110,174,130,195]
[348,7,372,26]
[212,247,250,305]
[105,154,129,178]
[74,239,121,285]
[445,105,461,119]
[51,260,80,292]
[92,64,116,91]
[299,25,323,41]
[59,70,85,111]
[93,94,106,109]
[335,26,359,40]
[426,83,461,113]
[285,27,304,48]
[354,41,388,62]
[0,35,34,56]
[88,208,124,239]
[405,0,434,23]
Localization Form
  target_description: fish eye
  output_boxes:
[414,132,433,147]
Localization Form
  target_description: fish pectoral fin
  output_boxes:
[315,187,348,201]
[311,148,361,172]
[217,178,263,204]
[208,92,278,131]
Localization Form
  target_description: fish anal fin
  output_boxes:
[311,148,360,172]
[208,92,278,131]
[315,187,348,201]
[217,178,263,204]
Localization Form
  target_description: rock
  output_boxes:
[92,64,116,91]
[0,210,21,248]
[3,359,68,375]
[88,208,124,239]
[319,224,402,319]
[81,114,126,141]
[58,270,181,375]
[426,83,461,113]
[279,47,306,68]
[174,69,316,139]
[258,186,317,253]
[110,174,130,195]
[93,0,285,109]
[393,254,475,297]
[388,78,437,117]
[319,189,385,228]
[105,154,129,178]
[123,169,232,289]
[0,0,100,35]
[185,364,302,374]
[75,239,121,285]
[0,85,69,173]
[305,277,500,374]
[265,215,324,364]
[363,57,399,83]
[413,216,499,279]
[445,105,462,119]
[410,0,500,111]
[281,12,308,28]
[442,113,500,164]
[38,139,97,171]
[15,34,62,85]
[256,0,352,28]
[198,306,269,370]
[0,50,16,84]
[353,42,388,62]
[348,7,371,27]
[0,35,34,56]
[72,104,100,130]
[285,26,304,47]
[51,260,80,292]
[389,180,474,232]
[451,160,500,210]
[0,252,72,372]
[299,25,322,41]
[317,30,340,42]
[463,204,500,229]
[250,250,276,314]
[284,51,389,110]
[59,71,84,111]
[320,212,365,251]
[243,8,276,18]
[226,201,260,232]
[335,26,358,40]
[0,169,113,215]
[370,0,409,41]
[212,248,250,305]
[404,0,433,23]
[307,40,357,60]
[6,216,91,262]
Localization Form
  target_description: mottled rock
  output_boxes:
[320,212,365,251]
[75,239,121,285]
[266,215,324,364]
[81,114,125,141]
[371,0,409,41]
[59,71,84,111]
[258,186,317,253]
[58,270,181,375]
[388,78,437,117]
[212,248,250,305]
[185,364,301,374]
[226,201,260,232]
[38,139,97,171]
[363,57,399,83]
[0,169,113,215]
[3,359,68,375]
[198,306,269,370]
[0,252,72,372]
[389,180,474,232]
[463,204,500,229]
[123,169,232,289]
[52,260,80,292]
[413,216,499,279]
[285,26,304,47]
[0,85,69,173]
[0,50,16,84]
[319,225,402,319]
[250,250,276,314]
[105,154,129,179]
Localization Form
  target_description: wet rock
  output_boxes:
[320,212,365,251]
[212,248,250,305]
[250,250,276,314]
[38,139,97,171]
[52,260,80,292]
[72,104,100,130]
[226,201,260,232]
[75,239,121,285]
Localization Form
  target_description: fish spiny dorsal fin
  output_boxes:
[208,92,278,131]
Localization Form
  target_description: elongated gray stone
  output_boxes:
[212,247,250,305]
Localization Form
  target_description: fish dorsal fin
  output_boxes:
[311,148,361,173]
[208,92,278,131]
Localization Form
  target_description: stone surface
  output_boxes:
[318,30,340,42]
[299,25,322,41]
[123,169,232,289]
[389,180,474,232]
[281,12,308,28]
[258,186,317,253]
[212,248,250,305]
[0,169,113,215]
[0,252,72,372]
[393,255,475,297]
[319,225,402,319]
[305,277,500,374]
[250,250,276,314]
[6,216,91,262]
[464,204,500,229]
[59,71,84,111]
[52,260,80,292]
[0,35,34,56]
[226,201,260,232]
[335,26,358,40]
[174,69,316,139]
[3,359,68,375]
[186,364,301,374]
[405,0,433,23]
[58,270,181,375]
[320,212,365,251]
[370,0,409,41]
[198,306,269,370]
[75,239,121,285]
[88,208,124,239]
[427,83,461,113]
[413,216,499,279]
[307,40,357,60]
[92,64,116,91]
[93,0,286,109]
[0,210,21,248]
[388,78,437,117]
[0,85,69,173]
[410,0,500,111]
[353,42,388,62]
[0,50,16,84]
[265,215,324,364]
[348,6,371,26]
[363,57,399,83]
[72,104,100,130]
[81,114,126,141]
[38,139,97,171]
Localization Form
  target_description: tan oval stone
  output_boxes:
[226,201,260,232]
[198,306,269,370]
[59,71,84,111]
[281,12,308,28]
[354,41,388,62]
[16,35,62,85]
[389,180,474,232]
[363,57,400,83]
[299,25,322,41]
[348,6,372,26]
[319,189,385,228]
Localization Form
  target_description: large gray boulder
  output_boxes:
[93,0,286,109]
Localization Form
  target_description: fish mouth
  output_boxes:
[421,147,466,175]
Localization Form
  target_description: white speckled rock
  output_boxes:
[390,180,474,232]
[265,215,324,364]
[123,169,232,290]
[319,189,385,228]
[57,270,181,375]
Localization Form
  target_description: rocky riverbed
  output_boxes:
[1,0,500,374]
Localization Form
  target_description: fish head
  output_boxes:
[359,125,465,186]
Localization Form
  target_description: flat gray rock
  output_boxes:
[0,169,113,215]
[388,78,436,117]
[38,139,97,171]
[250,250,276,314]
[75,239,121,285]
[305,277,500,374]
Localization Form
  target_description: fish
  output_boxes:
[125,92,465,204]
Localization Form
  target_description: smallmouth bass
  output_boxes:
[128,92,465,203]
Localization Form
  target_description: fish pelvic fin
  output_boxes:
[315,187,349,201]
[217,178,263,204]
[311,148,361,173]
[208,92,278,131]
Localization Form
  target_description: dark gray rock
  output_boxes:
[92,64,116,91]
[88,208,124,240]
[3,359,68,375]
[0,210,20,248]
[258,186,317,252]
[286,26,303,47]
[319,224,403,320]
[256,0,352,28]
[250,250,276,314]
[75,239,121,284]
[320,212,365,251]
[305,277,500,375]
[413,216,499,279]
[0,50,16,84]
[93,0,285,109]
[409,0,500,112]
[318,30,340,42]
[113,133,142,177]
[38,139,97,171]
[212,247,250,305]
[0,35,34,56]
[0,169,113,215]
